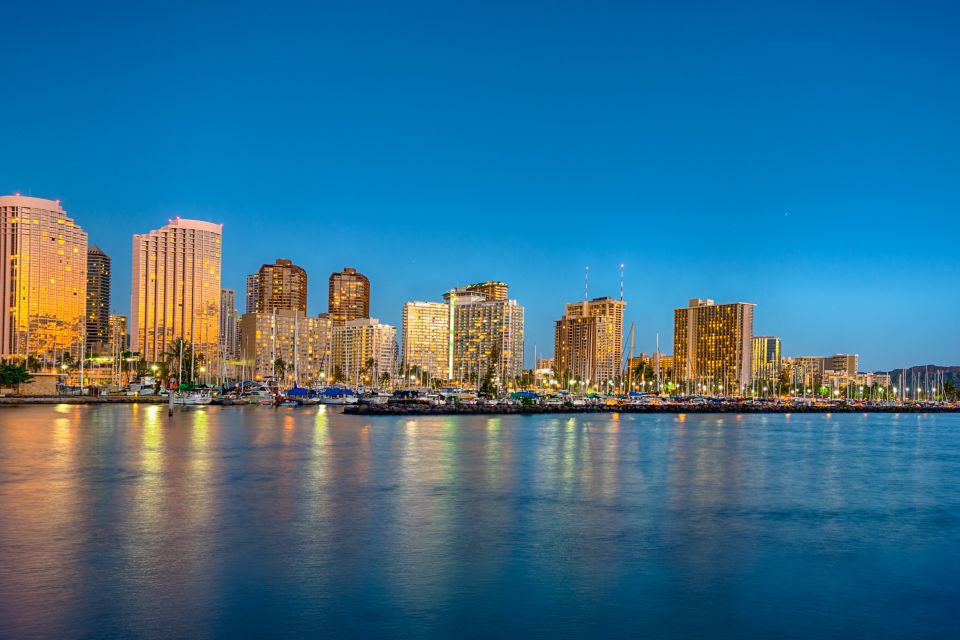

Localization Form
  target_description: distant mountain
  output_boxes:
[876,365,960,386]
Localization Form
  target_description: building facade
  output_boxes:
[0,195,88,361]
[239,310,332,384]
[465,281,508,302]
[328,267,370,325]
[220,288,239,360]
[256,258,307,313]
[673,298,755,394]
[826,354,859,376]
[245,273,259,314]
[130,218,222,364]
[107,314,128,356]
[446,286,524,386]
[332,318,396,386]
[401,301,451,382]
[554,297,625,389]
[751,336,781,385]
[85,244,111,353]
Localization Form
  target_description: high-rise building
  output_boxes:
[0,195,88,361]
[220,288,239,360]
[751,336,781,384]
[554,297,626,389]
[85,244,111,353]
[465,281,508,302]
[107,314,128,355]
[332,318,396,386]
[401,301,451,382]
[328,267,370,325]
[445,286,524,386]
[826,354,859,376]
[256,258,307,313]
[245,273,260,314]
[673,298,755,393]
[239,310,332,384]
[130,218,222,363]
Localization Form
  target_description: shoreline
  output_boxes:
[0,396,167,405]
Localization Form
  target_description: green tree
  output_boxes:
[273,358,287,380]
[332,365,345,384]
[25,355,42,372]
[479,345,501,395]
[163,338,194,383]
[0,363,34,392]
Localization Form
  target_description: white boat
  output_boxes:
[173,391,212,406]
[359,391,391,405]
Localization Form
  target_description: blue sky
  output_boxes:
[3,0,958,370]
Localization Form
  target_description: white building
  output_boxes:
[332,318,396,387]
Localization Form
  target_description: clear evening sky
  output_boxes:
[3,1,958,371]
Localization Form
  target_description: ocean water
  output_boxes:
[0,405,958,639]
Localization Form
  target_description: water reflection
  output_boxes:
[0,407,958,638]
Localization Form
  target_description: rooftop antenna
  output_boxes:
[584,265,589,301]
[619,263,624,302]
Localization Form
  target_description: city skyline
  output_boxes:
[3,2,959,371]
[0,197,954,373]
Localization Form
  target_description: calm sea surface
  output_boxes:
[0,405,958,639]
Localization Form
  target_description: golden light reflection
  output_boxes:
[484,417,504,488]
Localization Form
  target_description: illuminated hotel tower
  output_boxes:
[554,297,626,389]
[257,258,307,313]
[444,284,524,385]
[401,301,451,381]
[328,267,370,325]
[130,218,222,363]
[673,298,755,394]
[0,195,88,361]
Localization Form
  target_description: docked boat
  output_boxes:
[318,387,359,405]
[173,390,213,406]
[359,391,392,405]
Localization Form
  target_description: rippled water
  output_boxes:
[0,406,958,639]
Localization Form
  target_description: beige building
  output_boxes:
[245,273,259,314]
[107,314,128,356]
[401,301,451,382]
[332,318,396,386]
[329,267,370,325]
[826,354,859,376]
[445,286,524,386]
[0,195,88,361]
[465,281,508,302]
[130,218,222,363]
[239,310,332,384]
[256,258,307,313]
[673,298,755,394]
[220,288,239,360]
[787,354,860,390]
[554,297,625,389]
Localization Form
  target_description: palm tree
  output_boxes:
[273,358,287,381]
